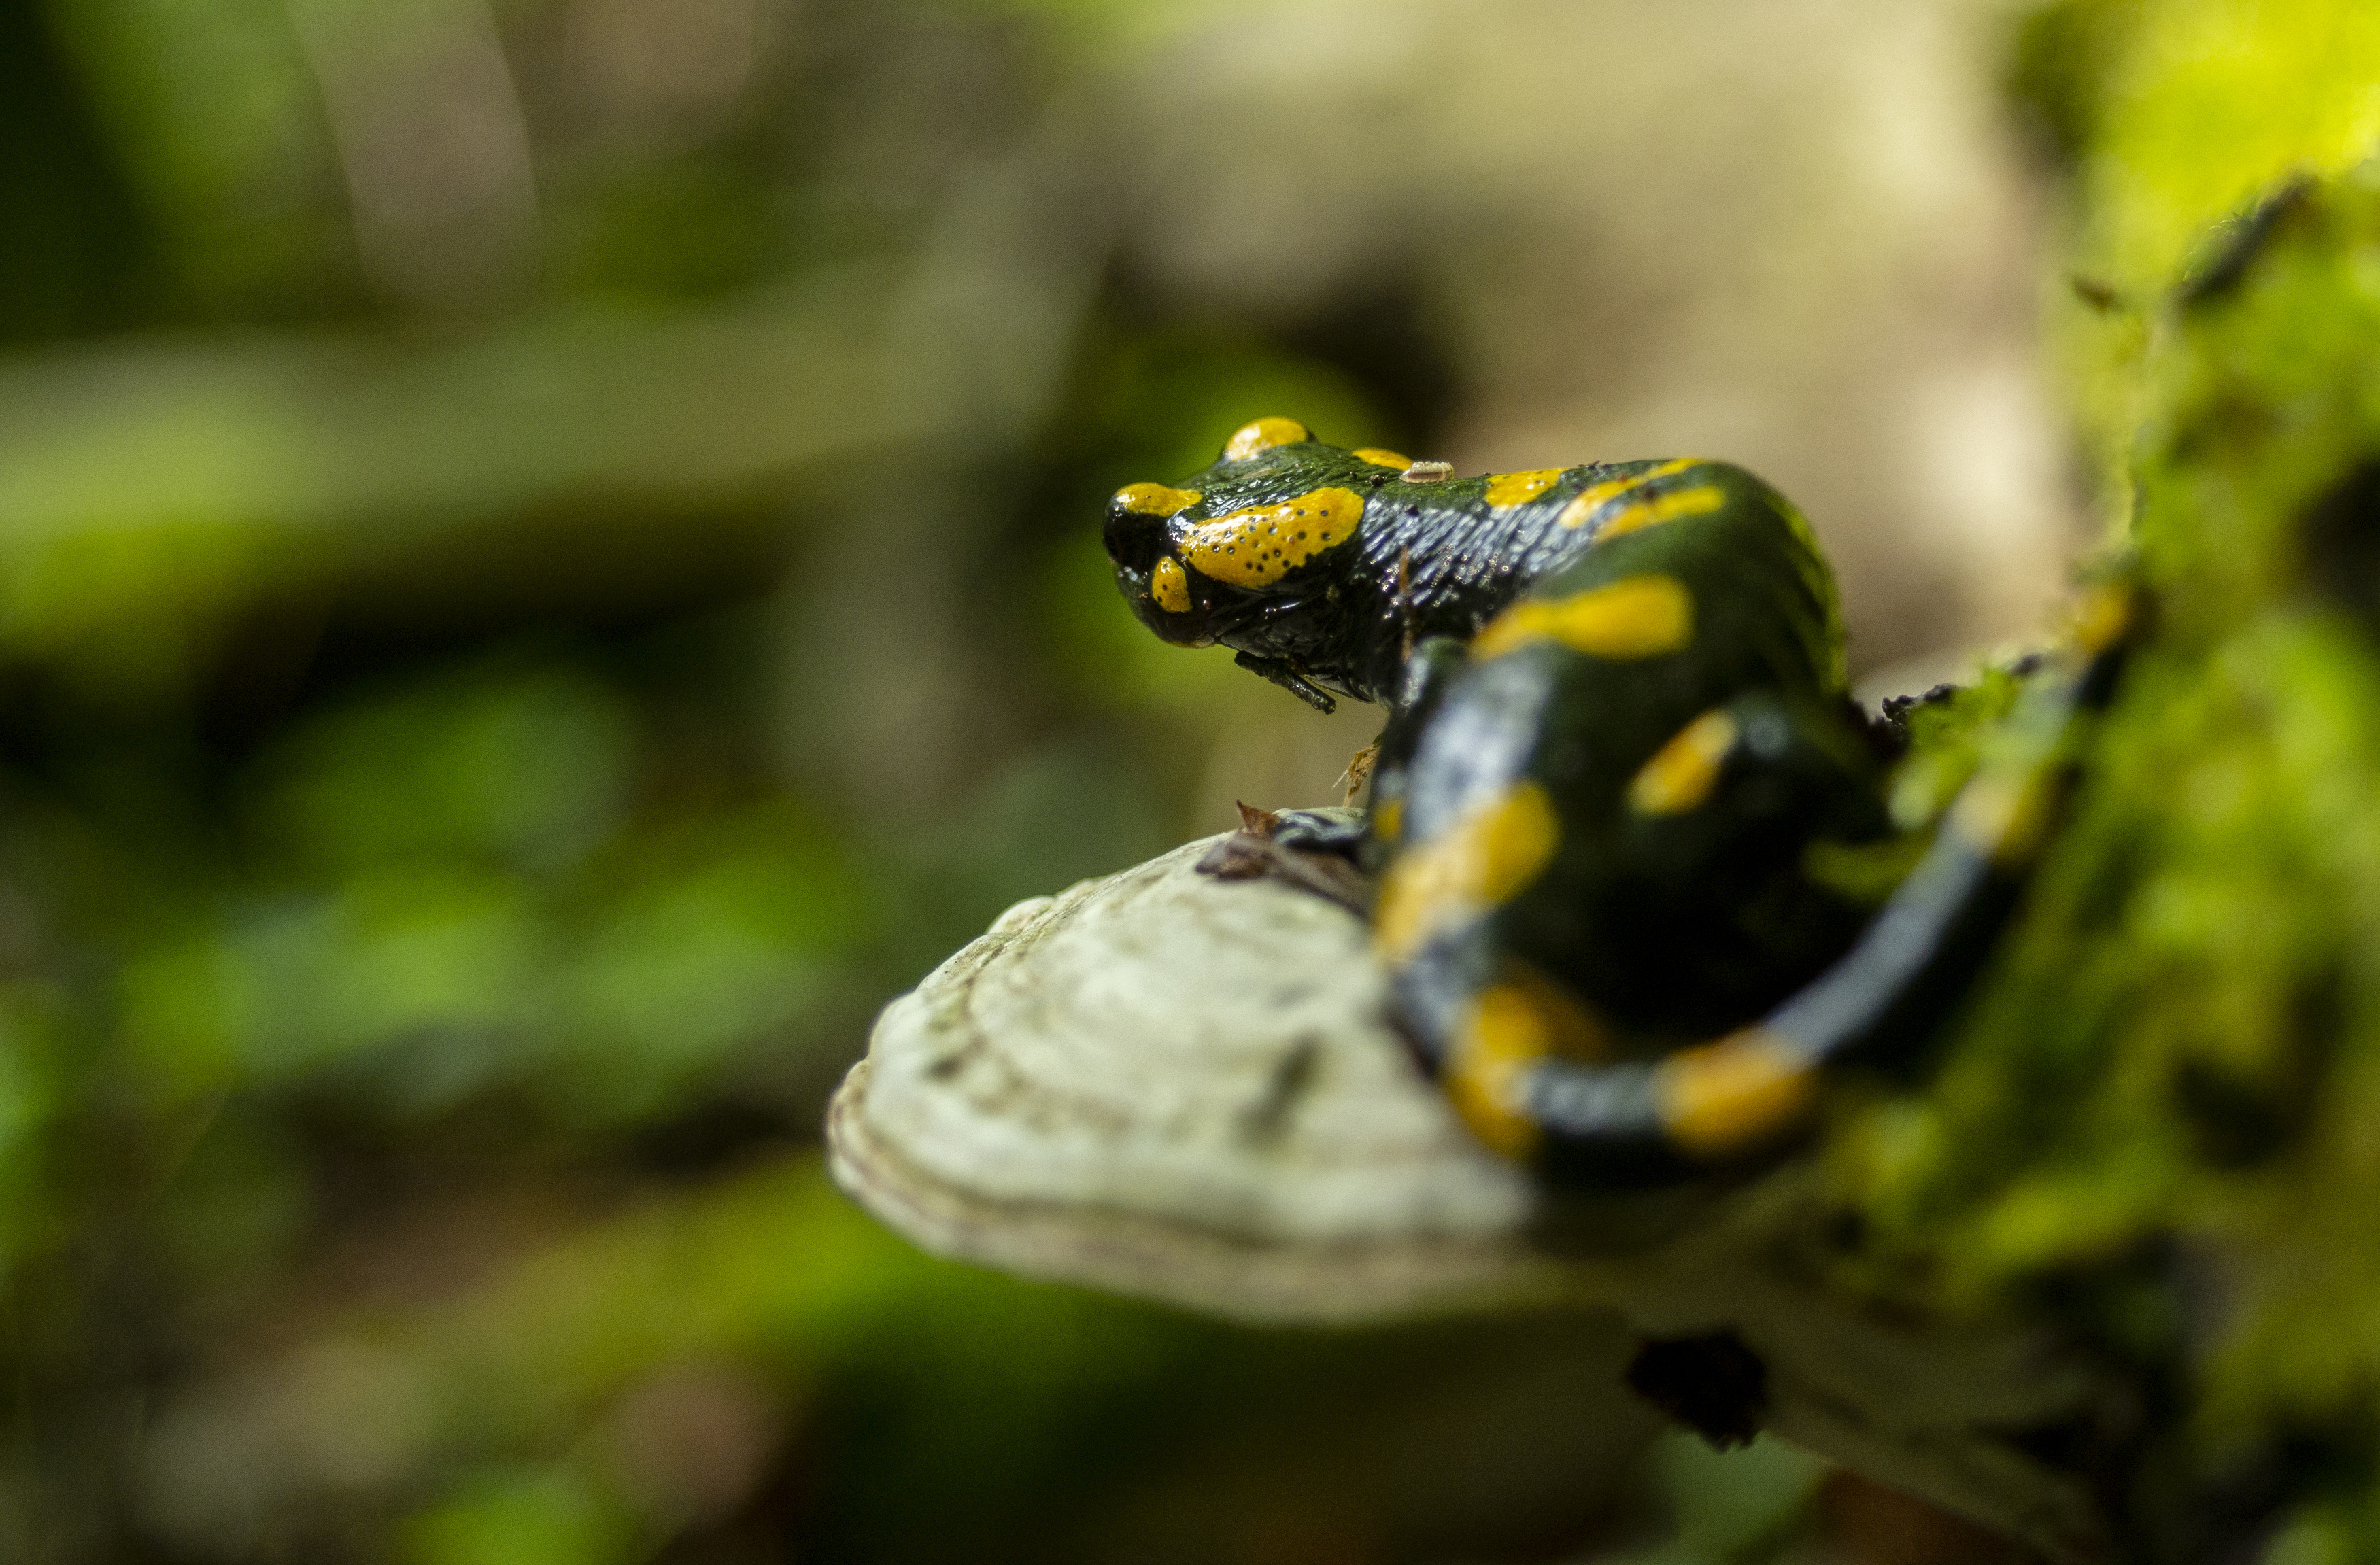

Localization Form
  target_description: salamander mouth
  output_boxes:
[1208,590,1299,640]
[1110,531,1310,651]
[1112,555,1210,645]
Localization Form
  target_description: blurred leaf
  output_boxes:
[557,804,873,1121]
[1036,531,1250,714]
[44,0,342,311]
[406,1466,632,1565]
[120,867,546,1103]
[0,282,905,665]
[256,665,632,877]
[2077,0,2380,290]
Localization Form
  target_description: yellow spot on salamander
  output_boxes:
[1556,476,1637,529]
[1222,417,1310,462]
[1629,708,1739,815]
[1114,482,1201,515]
[1446,984,1552,1158]
[2072,581,2133,653]
[1949,769,2054,867]
[1355,447,1412,469]
[1598,483,1727,540]
[1374,781,1559,961]
[1150,556,1191,613]
[1179,487,1363,588]
[1470,574,1694,661]
[1484,468,1565,507]
[1555,458,1700,530]
[1372,795,1404,844]
[1656,1028,1816,1156]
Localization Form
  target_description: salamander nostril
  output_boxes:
[1104,505,1163,572]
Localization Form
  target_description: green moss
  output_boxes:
[1833,139,2380,1540]
[2043,0,2380,539]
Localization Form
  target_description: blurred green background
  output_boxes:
[3,0,2341,1559]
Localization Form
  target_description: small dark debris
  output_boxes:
[1196,806,1372,913]
[1625,1331,1769,1450]
[2181,178,2313,309]
[1877,681,1965,742]
[2068,272,2127,313]
[2302,455,2380,622]
[1236,1036,1322,1146]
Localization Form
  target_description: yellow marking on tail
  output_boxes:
[1950,770,2054,867]
[1446,984,1553,1159]
[1374,781,1560,961]
[2073,581,2133,653]
[1656,1029,1816,1156]
[1498,959,1614,1063]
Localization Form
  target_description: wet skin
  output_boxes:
[1106,418,2136,1188]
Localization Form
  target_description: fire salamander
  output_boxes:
[1104,416,2137,1189]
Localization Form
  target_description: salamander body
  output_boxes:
[1104,417,2132,1188]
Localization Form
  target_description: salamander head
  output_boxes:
[1103,417,1389,647]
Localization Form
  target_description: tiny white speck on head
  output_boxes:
[1401,461,1455,483]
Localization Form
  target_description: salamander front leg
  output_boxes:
[1233,651,1337,714]
[1275,637,1474,864]
[1270,810,1368,858]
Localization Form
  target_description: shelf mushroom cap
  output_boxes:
[827,817,1592,1323]
[826,819,2124,1558]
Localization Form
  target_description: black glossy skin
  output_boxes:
[1104,421,2138,1189]
[1370,465,1884,1044]
[1106,441,1677,708]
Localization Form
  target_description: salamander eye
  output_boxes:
[1104,500,1163,572]
[1106,482,1200,572]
